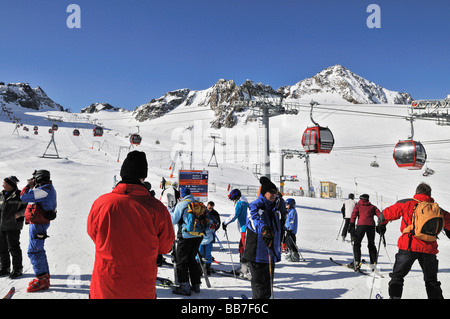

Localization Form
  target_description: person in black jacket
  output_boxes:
[0,176,27,278]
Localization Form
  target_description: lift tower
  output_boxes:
[232,98,300,178]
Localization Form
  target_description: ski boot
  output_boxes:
[27,273,50,292]
[172,282,191,296]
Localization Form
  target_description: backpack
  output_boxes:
[402,199,444,242]
[183,200,208,237]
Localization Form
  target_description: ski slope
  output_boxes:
[0,99,449,300]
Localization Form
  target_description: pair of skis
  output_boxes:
[329,257,384,278]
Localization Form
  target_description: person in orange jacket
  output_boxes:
[379,182,450,299]
[87,151,175,299]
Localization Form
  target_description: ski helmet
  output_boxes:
[286,198,296,207]
[32,170,51,185]
[228,189,241,201]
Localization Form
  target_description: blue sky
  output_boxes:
[0,0,449,112]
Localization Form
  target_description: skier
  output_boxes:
[244,177,282,299]
[198,208,219,275]
[284,198,299,262]
[20,170,57,292]
[0,176,27,279]
[340,193,356,241]
[348,194,381,269]
[222,189,250,278]
[87,151,175,299]
[379,182,450,299]
[170,187,205,296]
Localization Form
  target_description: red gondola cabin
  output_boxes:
[393,140,426,170]
[93,126,104,137]
[130,134,142,145]
[302,126,334,154]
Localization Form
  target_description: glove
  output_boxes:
[222,223,227,231]
[261,226,274,248]
[376,224,386,235]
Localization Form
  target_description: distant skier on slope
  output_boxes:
[379,182,450,299]
[348,194,381,270]
[222,189,250,279]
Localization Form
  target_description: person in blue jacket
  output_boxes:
[170,187,204,296]
[20,170,57,292]
[222,189,250,279]
[244,177,282,299]
[284,198,299,262]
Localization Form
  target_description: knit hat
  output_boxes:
[259,176,277,196]
[180,187,191,197]
[360,194,370,201]
[4,176,19,189]
[120,151,148,180]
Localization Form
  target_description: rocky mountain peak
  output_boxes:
[0,82,64,111]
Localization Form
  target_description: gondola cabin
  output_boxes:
[93,126,104,137]
[130,134,142,145]
[33,126,38,131]
[52,124,58,131]
[301,126,334,154]
[48,128,53,134]
[73,129,80,136]
[393,140,427,170]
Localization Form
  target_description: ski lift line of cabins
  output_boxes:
[301,101,335,154]
[393,117,427,170]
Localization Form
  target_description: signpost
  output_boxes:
[178,170,209,202]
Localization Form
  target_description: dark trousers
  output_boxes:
[248,261,275,299]
[175,236,202,285]
[341,218,351,237]
[0,230,22,271]
[389,249,443,299]
[286,232,298,253]
[353,225,377,263]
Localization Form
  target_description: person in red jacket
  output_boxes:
[87,151,175,299]
[379,183,450,299]
[348,194,381,269]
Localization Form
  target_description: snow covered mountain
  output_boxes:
[278,65,413,105]
[80,102,125,114]
[132,65,413,128]
[0,82,65,112]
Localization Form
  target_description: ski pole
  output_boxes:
[381,233,393,268]
[224,229,237,279]
[268,248,274,299]
[369,234,383,299]
[336,219,345,240]
[213,231,226,251]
